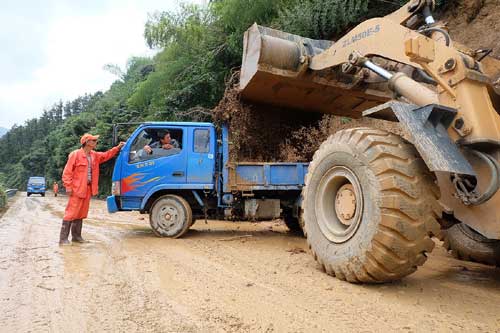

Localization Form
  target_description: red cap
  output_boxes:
[80,133,100,145]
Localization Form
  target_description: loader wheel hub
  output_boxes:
[316,166,364,244]
[335,184,356,225]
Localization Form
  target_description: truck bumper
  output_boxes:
[28,188,45,193]
[107,195,119,213]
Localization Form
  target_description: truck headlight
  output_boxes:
[112,181,121,195]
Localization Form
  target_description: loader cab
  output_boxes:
[108,122,216,212]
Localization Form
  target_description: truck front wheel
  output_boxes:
[150,195,192,238]
[302,128,440,283]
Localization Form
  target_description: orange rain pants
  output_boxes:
[63,185,92,220]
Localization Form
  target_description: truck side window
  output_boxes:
[129,128,183,163]
[194,129,210,153]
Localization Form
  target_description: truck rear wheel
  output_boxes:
[443,223,500,266]
[150,195,192,238]
[282,208,304,235]
[302,128,440,283]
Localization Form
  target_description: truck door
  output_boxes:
[187,127,215,184]
[119,126,187,209]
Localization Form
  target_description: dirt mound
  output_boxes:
[213,80,321,162]
[279,115,405,162]
[440,0,500,58]
[213,83,404,162]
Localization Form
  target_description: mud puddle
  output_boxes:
[0,194,499,332]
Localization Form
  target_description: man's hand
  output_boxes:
[144,145,152,154]
[117,141,125,150]
[162,143,174,150]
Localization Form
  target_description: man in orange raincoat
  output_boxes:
[59,133,125,245]
[53,182,59,197]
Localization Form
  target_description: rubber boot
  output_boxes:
[71,219,86,243]
[59,221,72,245]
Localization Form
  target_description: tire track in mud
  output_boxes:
[47,196,203,332]
[134,229,500,332]
[0,195,201,332]
[0,195,66,332]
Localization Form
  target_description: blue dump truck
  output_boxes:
[27,176,46,197]
[107,122,306,238]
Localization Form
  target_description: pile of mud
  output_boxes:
[213,0,500,163]
[213,83,403,162]
[213,82,321,162]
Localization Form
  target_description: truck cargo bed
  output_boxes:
[226,162,308,192]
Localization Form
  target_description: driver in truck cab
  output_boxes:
[143,130,179,154]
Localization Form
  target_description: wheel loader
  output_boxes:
[239,0,500,282]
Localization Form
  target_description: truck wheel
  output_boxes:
[149,195,192,238]
[443,223,500,266]
[302,128,440,283]
[41,193,45,197]
[27,193,31,197]
[283,215,303,235]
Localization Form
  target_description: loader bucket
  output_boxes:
[239,24,389,117]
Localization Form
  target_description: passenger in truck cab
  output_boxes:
[143,130,179,154]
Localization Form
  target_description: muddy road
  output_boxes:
[1,194,499,332]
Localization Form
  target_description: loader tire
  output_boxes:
[302,128,440,283]
[150,195,192,238]
[443,223,500,266]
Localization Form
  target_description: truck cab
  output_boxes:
[107,122,216,214]
[27,176,46,197]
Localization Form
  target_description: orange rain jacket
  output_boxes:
[62,147,120,198]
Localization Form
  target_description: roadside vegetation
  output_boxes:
[0,184,7,210]
[0,0,443,194]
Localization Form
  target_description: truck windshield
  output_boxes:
[129,128,183,163]
[29,178,45,185]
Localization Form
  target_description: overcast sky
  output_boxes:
[0,0,201,129]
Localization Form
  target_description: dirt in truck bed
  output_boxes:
[213,81,322,162]
[1,194,500,332]
[213,82,406,162]
[213,0,500,163]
